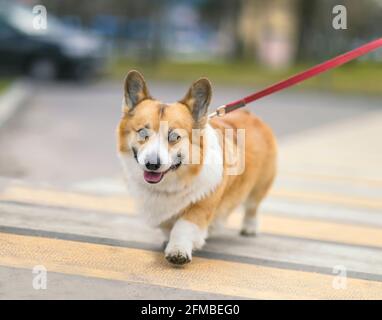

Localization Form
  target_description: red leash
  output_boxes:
[209,38,382,118]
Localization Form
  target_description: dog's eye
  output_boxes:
[168,131,181,143]
[137,128,149,141]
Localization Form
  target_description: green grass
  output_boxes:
[109,59,382,96]
[0,79,11,94]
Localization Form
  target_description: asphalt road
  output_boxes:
[0,80,380,185]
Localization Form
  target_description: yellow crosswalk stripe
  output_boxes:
[0,232,381,299]
[280,171,382,187]
[3,185,381,213]
[270,188,382,210]
[1,186,382,248]
[0,186,136,214]
[227,213,382,249]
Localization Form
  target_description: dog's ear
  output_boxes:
[180,78,212,126]
[123,70,151,112]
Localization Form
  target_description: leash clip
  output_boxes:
[209,105,226,118]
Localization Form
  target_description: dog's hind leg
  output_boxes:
[240,199,260,237]
[241,174,274,237]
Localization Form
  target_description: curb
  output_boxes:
[0,80,32,129]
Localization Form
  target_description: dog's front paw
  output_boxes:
[165,245,191,266]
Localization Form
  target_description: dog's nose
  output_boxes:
[145,157,161,171]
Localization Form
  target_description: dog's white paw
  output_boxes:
[165,244,192,266]
[240,216,258,237]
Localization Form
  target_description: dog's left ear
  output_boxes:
[123,70,151,112]
[180,78,212,127]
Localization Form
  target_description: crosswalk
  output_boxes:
[1,230,382,300]
[0,173,381,299]
[1,184,381,249]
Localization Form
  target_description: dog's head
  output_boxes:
[117,70,212,187]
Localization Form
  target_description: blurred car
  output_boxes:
[0,2,105,80]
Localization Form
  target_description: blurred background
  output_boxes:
[0,0,380,184]
[0,0,381,92]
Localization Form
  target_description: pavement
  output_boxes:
[0,80,381,299]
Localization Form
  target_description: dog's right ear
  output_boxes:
[123,70,151,112]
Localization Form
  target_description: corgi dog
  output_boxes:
[117,70,277,265]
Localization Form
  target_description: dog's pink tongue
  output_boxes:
[143,171,164,183]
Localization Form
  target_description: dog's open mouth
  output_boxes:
[143,162,182,184]
[143,171,166,184]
